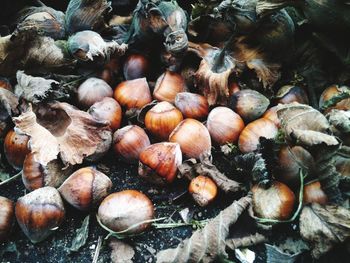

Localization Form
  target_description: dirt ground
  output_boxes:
[1,149,349,263]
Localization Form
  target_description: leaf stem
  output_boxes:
[0,171,22,187]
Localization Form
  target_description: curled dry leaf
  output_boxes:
[14,71,77,103]
[0,89,19,121]
[65,0,112,35]
[189,42,237,105]
[156,194,252,263]
[276,103,339,148]
[13,102,110,166]
[277,103,343,203]
[178,153,241,193]
[326,109,350,138]
[299,203,350,259]
[15,6,66,40]
[109,239,135,263]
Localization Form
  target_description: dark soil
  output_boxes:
[1,149,349,263]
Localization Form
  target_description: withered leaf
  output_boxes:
[299,203,350,259]
[156,194,252,263]
[109,239,135,263]
[0,89,19,121]
[69,215,90,253]
[13,102,110,166]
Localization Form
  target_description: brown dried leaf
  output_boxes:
[109,239,135,263]
[277,103,333,145]
[156,194,252,263]
[178,155,241,193]
[13,102,109,166]
[226,233,267,251]
[299,203,350,258]
[0,89,19,121]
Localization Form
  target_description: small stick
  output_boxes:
[0,171,22,187]
[92,236,103,263]
[226,233,267,251]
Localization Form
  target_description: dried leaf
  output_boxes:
[246,59,280,88]
[326,109,350,135]
[277,103,343,203]
[109,239,135,263]
[69,215,90,253]
[156,194,252,263]
[299,203,350,258]
[15,6,66,40]
[14,71,79,103]
[13,102,110,166]
[178,154,241,193]
[277,103,332,145]
[65,0,112,35]
[0,89,19,121]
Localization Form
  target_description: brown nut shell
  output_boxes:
[0,196,14,242]
[58,167,112,211]
[174,92,209,120]
[114,78,152,110]
[207,107,245,145]
[238,118,278,153]
[113,125,150,163]
[319,85,350,112]
[262,106,280,127]
[252,181,295,220]
[4,129,30,170]
[169,119,211,159]
[275,146,315,190]
[229,89,270,122]
[145,102,183,141]
[303,181,328,205]
[88,97,122,131]
[138,142,182,184]
[153,71,186,103]
[22,152,72,191]
[123,54,150,80]
[15,187,65,243]
[276,85,309,105]
[98,190,154,235]
[77,77,113,109]
[188,176,218,207]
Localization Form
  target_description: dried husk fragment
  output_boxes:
[15,71,78,103]
[225,233,267,251]
[178,153,241,193]
[189,42,237,105]
[326,109,350,145]
[15,6,66,39]
[109,239,135,263]
[67,30,127,63]
[299,203,350,259]
[13,102,110,166]
[156,194,252,263]
[65,0,112,35]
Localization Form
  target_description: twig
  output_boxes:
[226,233,267,250]
[92,236,103,263]
[0,171,22,187]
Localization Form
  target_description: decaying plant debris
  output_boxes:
[0,0,350,262]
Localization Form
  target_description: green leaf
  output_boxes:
[69,215,90,253]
